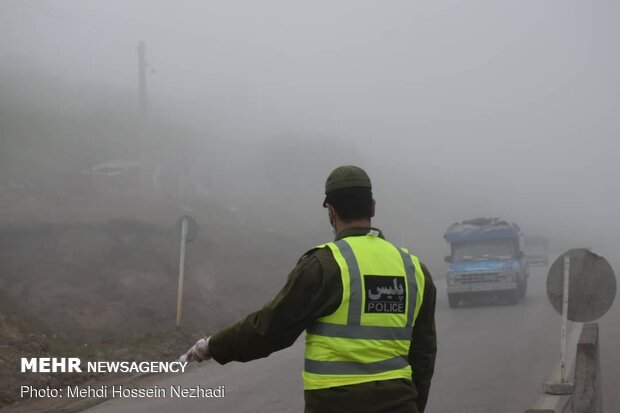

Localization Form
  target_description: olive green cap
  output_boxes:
[324,165,372,204]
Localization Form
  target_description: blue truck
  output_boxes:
[443,218,529,308]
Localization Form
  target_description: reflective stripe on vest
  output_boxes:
[303,234,426,390]
[305,355,410,375]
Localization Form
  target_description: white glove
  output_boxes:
[183,336,212,363]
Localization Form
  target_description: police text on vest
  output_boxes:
[364,275,407,314]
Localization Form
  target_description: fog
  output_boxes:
[3,1,620,411]
[2,0,619,267]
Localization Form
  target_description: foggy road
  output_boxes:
[4,2,620,412]
[85,265,607,413]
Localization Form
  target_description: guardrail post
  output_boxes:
[572,322,602,413]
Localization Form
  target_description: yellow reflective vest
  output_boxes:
[303,231,426,390]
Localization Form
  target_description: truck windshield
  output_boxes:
[452,239,516,262]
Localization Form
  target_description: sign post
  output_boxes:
[560,255,570,384]
[544,248,616,395]
[175,215,198,331]
[176,217,188,331]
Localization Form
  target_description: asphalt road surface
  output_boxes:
[86,265,619,413]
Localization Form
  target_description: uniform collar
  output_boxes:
[335,227,385,241]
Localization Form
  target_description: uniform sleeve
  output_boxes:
[208,251,341,364]
[409,263,437,413]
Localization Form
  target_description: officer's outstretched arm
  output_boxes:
[205,252,341,364]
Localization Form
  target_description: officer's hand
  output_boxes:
[184,337,212,363]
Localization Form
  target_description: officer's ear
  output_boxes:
[327,204,336,221]
[370,199,376,218]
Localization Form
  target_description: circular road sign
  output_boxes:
[176,215,199,242]
[546,248,616,322]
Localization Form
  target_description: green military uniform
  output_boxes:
[209,227,437,413]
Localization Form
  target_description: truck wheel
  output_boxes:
[507,289,519,305]
[519,278,528,299]
[448,294,459,308]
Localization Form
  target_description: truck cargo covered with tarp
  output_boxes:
[444,218,521,243]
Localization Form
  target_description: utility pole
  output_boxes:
[138,41,148,120]
[137,41,148,194]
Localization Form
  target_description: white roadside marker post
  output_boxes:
[544,254,574,395]
[176,217,188,330]
[560,255,570,383]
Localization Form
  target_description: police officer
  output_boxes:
[185,165,437,413]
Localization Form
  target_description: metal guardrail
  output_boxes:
[525,322,602,413]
